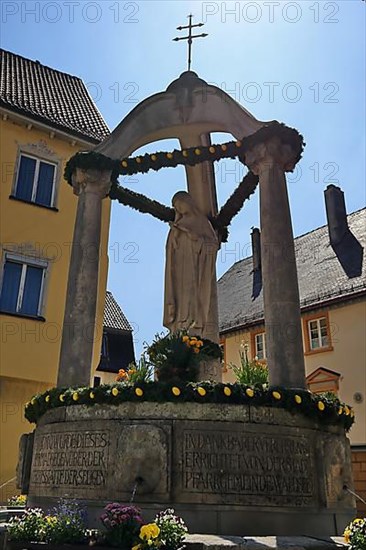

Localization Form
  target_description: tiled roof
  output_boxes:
[104,291,133,332]
[0,49,109,143]
[218,208,366,333]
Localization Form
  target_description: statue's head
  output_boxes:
[172,191,194,215]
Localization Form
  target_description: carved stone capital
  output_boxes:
[242,121,304,175]
[244,137,297,176]
[71,167,112,198]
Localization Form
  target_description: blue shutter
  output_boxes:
[20,266,44,316]
[0,261,22,313]
[35,162,55,206]
[16,156,36,201]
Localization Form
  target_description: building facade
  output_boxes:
[218,189,365,514]
[0,49,113,502]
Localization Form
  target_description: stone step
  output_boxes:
[184,535,347,549]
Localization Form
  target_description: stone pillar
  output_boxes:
[57,168,112,388]
[245,134,306,389]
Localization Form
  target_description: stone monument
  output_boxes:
[21,20,356,538]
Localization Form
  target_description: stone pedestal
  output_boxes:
[26,402,355,536]
[57,168,111,388]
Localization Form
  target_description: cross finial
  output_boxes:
[173,14,208,72]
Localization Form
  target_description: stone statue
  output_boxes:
[163,191,219,339]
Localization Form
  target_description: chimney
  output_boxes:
[324,185,349,246]
[251,227,261,271]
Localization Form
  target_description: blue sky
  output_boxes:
[2,0,365,354]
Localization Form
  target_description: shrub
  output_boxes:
[344,517,366,549]
[8,509,46,543]
[100,503,143,548]
[229,343,268,386]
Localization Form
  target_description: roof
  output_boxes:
[0,49,110,143]
[218,208,366,333]
[103,291,133,332]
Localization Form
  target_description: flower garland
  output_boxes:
[64,122,302,241]
[25,382,354,431]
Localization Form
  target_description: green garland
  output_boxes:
[64,121,304,240]
[25,382,354,431]
[64,121,304,184]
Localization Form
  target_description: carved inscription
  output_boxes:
[31,431,110,489]
[182,430,314,505]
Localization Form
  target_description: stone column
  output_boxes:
[57,168,112,388]
[245,133,306,389]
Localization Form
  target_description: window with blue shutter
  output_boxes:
[15,154,57,207]
[0,256,47,317]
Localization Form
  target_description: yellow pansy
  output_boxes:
[272,391,281,400]
[318,401,325,411]
[224,386,232,397]
[195,148,201,155]
[295,395,302,404]
[182,150,188,157]
[72,392,79,401]
[136,157,142,164]
[140,523,160,540]
[172,387,181,397]
[209,146,215,153]
[112,387,119,397]
[135,388,143,397]
[45,395,50,403]
[197,387,206,397]
[167,153,173,159]
[89,392,95,399]
[151,154,157,161]
[59,394,65,403]
[122,160,128,167]
[246,388,254,398]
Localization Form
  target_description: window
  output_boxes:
[14,154,57,207]
[0,255,47,317]
[220,338,227,372]
[254,332,266,360]
[306,367,340,395]
[303,312,333,354]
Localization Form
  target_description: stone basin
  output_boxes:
[24,402,355,536]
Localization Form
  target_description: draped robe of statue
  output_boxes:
[163,191,219,339]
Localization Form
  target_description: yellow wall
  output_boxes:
[0,115,111,500]
[222,299,366,445]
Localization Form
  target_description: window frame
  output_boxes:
[13,152,58,208]
[0,253,48,318]
[303,311,333,355]
[251,329,266,360]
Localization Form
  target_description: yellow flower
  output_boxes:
[135,388,143,397]
[136,157,142,164]
[197,387,206,397]
[345,405,350,416]
[221,144,227,151]
[151,154,157,161]
[122,160,128,167]
[182,335,189,342]
[197,340,203,347]
[224,386,232,397]
[182,150,188,157]
[318,401,325,411]
[193,347,200,354]
[272,391,281,400]
[132,545,141,550]
[72,392,79,401]
[172,387,181,397]
[295,395,302,404]
[89,392,95,399]
[246,388,254,398]
[140,523,160,540]
[195,148,201,155]
[209,146,215,153]
[167,153,173,159]
[338,406,343,415]
[45,395,50,403]
[31,398,36,405]
[59,394,65,402]
[343,528,351,543]
[112,387,119,397]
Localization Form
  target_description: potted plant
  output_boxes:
[100,503,143,549]
[344,517,366,550]
[132,508,188,550]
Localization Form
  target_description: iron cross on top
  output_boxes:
[173,14,208,71]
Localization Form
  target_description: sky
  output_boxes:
[2,0,365,355]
